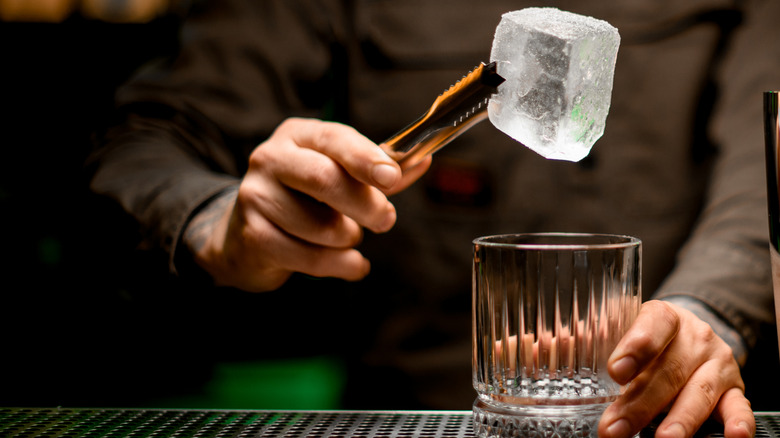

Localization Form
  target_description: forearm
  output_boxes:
[88,115,240,275]
[652,0,778,353]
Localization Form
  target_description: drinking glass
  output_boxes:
[472,233,641,438]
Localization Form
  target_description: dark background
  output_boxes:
[0,12,349,411]
[0,12,185,407]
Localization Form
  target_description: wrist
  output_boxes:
[180,186,238,284]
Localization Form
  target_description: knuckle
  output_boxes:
[247,147,264,167]
[658,356,688,390]
[313,121,343,149]
[236,183,277,222]
[301,161,341,198]
[248,141,276,169]
[714,345,736,366]
[692,379,720,409]
[277,117,305,134]
[716,354,746,390]
[235,182,257,207]
[687,317,737,364]
[231,192,277,247]
[690,319,716,343]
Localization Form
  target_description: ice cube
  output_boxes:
[488,8,620,162]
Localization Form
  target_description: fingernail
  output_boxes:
[611,356,638,383]
[372,163,400,189]
[605,419,631,438]
[661,423,686,438]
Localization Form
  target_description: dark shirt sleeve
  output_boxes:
[653,0,778,353]
[87,0,344,275]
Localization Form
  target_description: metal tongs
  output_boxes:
[380,62,505,171]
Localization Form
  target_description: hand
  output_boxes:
[184,117,431,292]
[598,300,755,438]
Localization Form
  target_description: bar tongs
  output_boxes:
[381,62,505,171]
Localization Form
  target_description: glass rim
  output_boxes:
[472,232,641,250]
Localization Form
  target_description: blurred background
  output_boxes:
[0,0,179,23]
[0,0,345,411]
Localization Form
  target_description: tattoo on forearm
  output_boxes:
[184,187,239,253]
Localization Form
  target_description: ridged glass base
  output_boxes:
[472,397,610,438]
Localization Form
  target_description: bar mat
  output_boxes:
[0,408,777,437]
[0,409,475,437]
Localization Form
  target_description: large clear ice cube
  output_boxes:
[488,8,620,162]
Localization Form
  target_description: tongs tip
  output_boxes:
[482,61,506,89]
[382,61,507,170]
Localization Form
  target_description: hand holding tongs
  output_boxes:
[380,62,505,171]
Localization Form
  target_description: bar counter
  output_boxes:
[2,407,778,437]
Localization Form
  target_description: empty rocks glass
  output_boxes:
[472,233,641,438]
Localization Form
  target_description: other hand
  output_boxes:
[185,117,431,292]
[598,300,754,438]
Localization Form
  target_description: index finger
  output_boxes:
[281,118,403,191]
[608,300,680,384]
